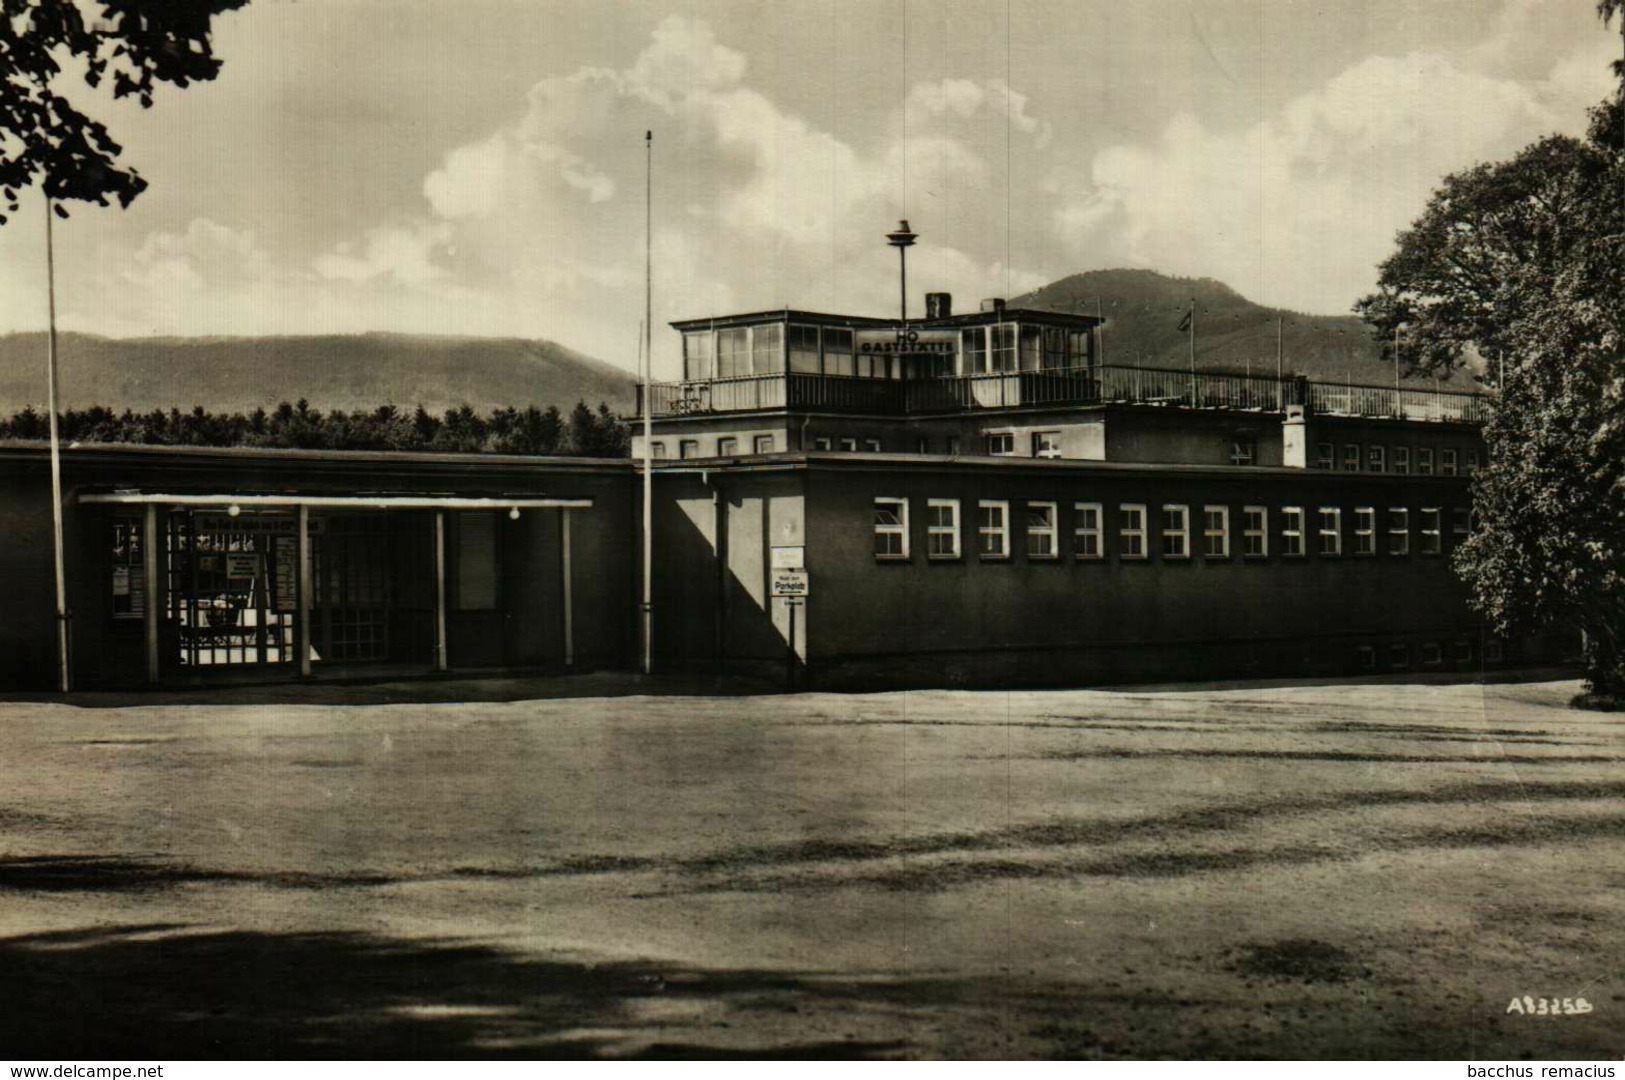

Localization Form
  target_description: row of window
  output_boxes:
[873,498,1471,561]
[682,322,1097,382]
[1358,640,1503,670]
[1313,442,1478,475]
[651,434,780,459]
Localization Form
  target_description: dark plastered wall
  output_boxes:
[801,459,1503,689]
[1102,406,1286,467]
[1303,415,1487,468]
[646,469,807,676]
[0,457,63,686]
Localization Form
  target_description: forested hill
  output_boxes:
[0,332,637,415]
[1012,269,1477,389]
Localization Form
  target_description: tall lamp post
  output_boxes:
[885,220,917,325]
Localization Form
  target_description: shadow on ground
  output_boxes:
[0,923,918,1059]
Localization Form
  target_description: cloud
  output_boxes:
[126,218,271,295]
[1053,44,1615,314]
[299,15,1048,371]
[313,221,454,288]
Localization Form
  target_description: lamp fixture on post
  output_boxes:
[885,219,917,325]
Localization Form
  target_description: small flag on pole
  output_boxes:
[1176,309,1192,333]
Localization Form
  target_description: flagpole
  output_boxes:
[45,196,71,693]
[1276,316,1284,410]
[1187,299,1196,406]
[640,130,653,677]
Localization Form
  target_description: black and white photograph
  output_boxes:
[0,0,1622,1064]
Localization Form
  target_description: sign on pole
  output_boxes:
[770,569,809,598]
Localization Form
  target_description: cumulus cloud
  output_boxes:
[1053,45,1615,314]
[301,15,1050,371]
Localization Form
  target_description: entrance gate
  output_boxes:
[168,511,299,668]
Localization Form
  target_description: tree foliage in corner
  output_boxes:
[1355,4,1625,700]
[1,0,248,223]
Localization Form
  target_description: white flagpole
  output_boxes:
[641,131,654,676]
[1187,300,1196,405]
[45,197,71,693]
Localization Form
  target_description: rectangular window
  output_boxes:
[1388,507,1410,555]
[946,435,962,455]
[1119,504,1147,559]
[1421,642,1443,666]
[1393,446,1411,475]
[1454,640,1473,664]
[1041,326,1068,370]
[838,437,857,452]
[978,500,1010,558]
[990,323,1017,372]
[1484,640,1504,663]
[753,434,775,454]
[1342,444,1361,472]
[822,327,855,377]
[788,324,821,374]
[1019,325,1043,372]
[1242,506,1268,557]
[110,515,146,619]
[716,327,750,378]
[863,438,881,453]
[812,436,832,451]
[1074,502,1103,559]
[1315,443,1335,470]
[650,441,666,459]
[1318,507,1342,556]
[1032,431,1062,459]
[986,432,1015,456]
[1202,505,1229,558]
[716,437,738,457]
[1420,507,1442,555]
[1440,448,1458,476]
[456,512,499,611]
[1161,504,1190,559]
[1417,447,1434,476]
[1390,643,1410,670]
[1465,449,1480,474]
[1356,645,1377,670]
[679,439,700,460]
[1452,507,1470,545]
[1026,502,1058,559]
[1354,507,1376,555]
[1282,506,1304,557]
[1229,439,1256,466]
[960,327,987,373]
[873,498,909,560]
[751,322,784,374]
[683,331,714,380]
[927,499,960,559]
[1367,445,1386,473]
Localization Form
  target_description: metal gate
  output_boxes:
[168,511,299,667]
[311,514,392,663]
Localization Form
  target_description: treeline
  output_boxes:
[0,399,631,457]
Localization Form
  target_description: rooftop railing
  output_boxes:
[635,364,1488,424]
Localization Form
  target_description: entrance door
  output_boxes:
[311,514,392,664]
[168,511,299,668]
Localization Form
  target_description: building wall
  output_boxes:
[0,444,635,689]
[790,459,1526,689]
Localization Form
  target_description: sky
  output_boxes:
[0,0,1618,377]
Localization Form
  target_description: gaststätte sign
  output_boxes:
[854,329,958,359]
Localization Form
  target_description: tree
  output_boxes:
[2,0,249,223]
[1355,11,1624,700]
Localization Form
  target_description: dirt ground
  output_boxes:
[0,672,1621,1059]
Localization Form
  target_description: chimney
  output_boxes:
[979,297,1006,314]
[925,292,952,319]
